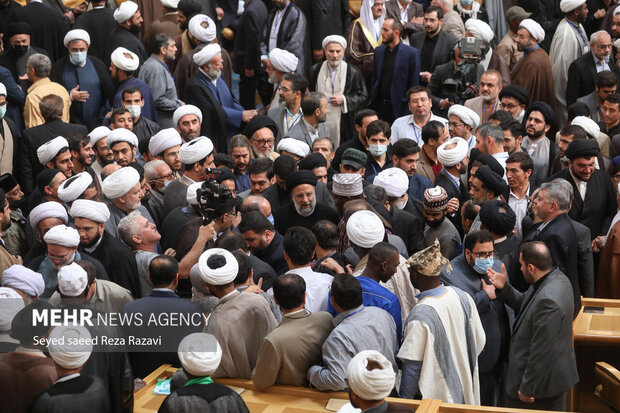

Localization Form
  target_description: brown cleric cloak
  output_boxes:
[345,18,382,92]
[510,48,555,109]
[597,220,620,298]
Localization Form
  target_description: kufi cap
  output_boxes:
[7,22,31,38]
[102,167,140,199]
[173,105,202,126]
[43,225,80,248]
[465,19,494,43]
[186,182,203,205]
[474,165,508,196]
[479,199,516,236]
[57,263,88,297]
[243,116,278,140]
[113,0,139,23]
[519,19,544,42]
[179,136,214,164]
[298,152,327,171]
[0,83,6,96]
[188,14,216,43]
[565,139,600,160]
[149,128,182,157]
[448,105,480,129]
[193,43,221,66]
[37,136,69,165]
[88,126,110,146]
[342,148,368,170]
[437,137,468,167]
[373,168,409,198]
[2,265,44,298]
[332,174,363,197]
[178,333,222,377]
[0,173,18,193]
[285,170,317,191]
[110,47,139,71]
[161,0,180,8]
[63,29,90,48]
[505,6,531,21]
[268,48,298,73]
[499,85,530,106]
[48,326,92,369]
[70,200,110,223]
[423,186,449,212]
[57,172,93,203]
[198,248,239,285]
[525,101,555,127]
[0,287,24,331]
[322,35,347,50]
[106,128,138,148]
[346,210,384,248]
[346,350,396,401]
[29,202,68,230]
[560,0,586,13]
[405,238,451,276]
[277,138,310,158]
[571,116,600,139]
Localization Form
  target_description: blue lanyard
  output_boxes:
[446,171,460,188]
[566,19,587,47]
[482,100,497,123]
[272,3,290,37]
[328,66,338,95]
[342,307,364,321]
[411,114,429,142]
[285,108,302,131]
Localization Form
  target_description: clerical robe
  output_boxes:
[510,48,555,110]
[345,18,382,91]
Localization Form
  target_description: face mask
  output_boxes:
[159,179,172,194]
[267,214,274,224]
[13,45,28,56]
[70,51,87,66]
[460,0,474,5]
[369,144,387,157]
[0,104,7,120]
[125,105,141,118]
[473,257,494,274]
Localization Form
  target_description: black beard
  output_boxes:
[82,233,102,249]
[129,23,141,34]
[528,129,545,140]
[426,216,445,228]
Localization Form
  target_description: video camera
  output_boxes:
[196,169,235,226]
[441,37,486,105]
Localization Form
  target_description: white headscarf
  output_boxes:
[179,136,214,164]
[106,128,138,148]
[178,333,223,377]
[571,116,600,139]
[346,350,396,400]
[346,210,384,248]
[186,182,204,205]
[519,19,545,43]
[48,325,93,369]
[322,35,347,50]
[277,138,310,157]
[198,248,239,285]
[360,0,384,37]
[63,29,91,48]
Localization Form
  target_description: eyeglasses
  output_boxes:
[471,251,494,259]
[152,174,174,182]
[448,122,464,128]
[253,138,274,146]
[501,102,519,110]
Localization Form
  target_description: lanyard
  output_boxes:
[328,66,338,95]
[272,3,290,37]
[566,19,587,47]
[342,307,364,321]
[285,108,302,131]
[411,114,429,143]
[185,376,213,386]
[482,100,497,123]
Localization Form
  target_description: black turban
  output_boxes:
[0,173,18,193]
[565,139,600,160]
[525,101,555,127]
[298,152,327,170]
[475,165,508,197]
[474,152,505,177]
[7,22,31,38]
[177,0,202,18]
[499,85,530,106]
[285,170,317,192]
[480,199,516,237]
[243,116,278,140]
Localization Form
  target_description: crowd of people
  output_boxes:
[0,0,618,411]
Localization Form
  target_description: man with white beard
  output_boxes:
[309,35,368,147]
[262,48,298,109]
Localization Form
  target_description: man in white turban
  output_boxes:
[109,1,147,68]
[276,138,310,161]
[89,126,113,183]
[29,201,68,243]
[346,0,385,90]
[1,265,44,302]
[173,105,202,142]
[373,167,410,210]
[148,128,182,172]
[342,350,396,412]
[448,105,480,152]
[57,172,97,204]
[37,137,73,179]
[435,138,469,231]
[261,48,298,109]
[0,286,24,339]
[106,128,138,167]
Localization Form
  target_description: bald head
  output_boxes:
[242,195,272,217]
[101,164,122,181]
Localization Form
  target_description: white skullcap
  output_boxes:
[161,0,180,8]
[88,126,111,146]
[29,202,68,230]
[346,210,384,248]
[70,200,111,223]
[113,0,138,23]
[0,287,24,331]
[448,104,480,129]
[198,248,239,285]
[0,83,6,96]
[560,0,585,13]
[193,43,221,66]
[465,19,494,43]
[373,167,409,198]
[57,262,88,297]
[277,138,310,157]
[63,29,91,48]
[43,225,80,248]
[48,325,92,369]
[269,48,298,73]
[322,35,347,50]
[173,105,203,126]
[519,19,545,43]
[178,333,222,377]
[106,128,138,148]
[180,136,214,164]
[37,136,69,165]
[102,167,140,199]
[149,128,182,157]
[346,350,396,401]
[437,137,469,167]
[111,47,139,71]
[571,116,600,139]
[57,172,93,203]
[2,265,45,297]
[186,182,203,205]
[188,14,216,43]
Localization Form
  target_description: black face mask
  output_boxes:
[13,45,28,56]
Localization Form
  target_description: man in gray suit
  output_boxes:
[488,241,579,411]
[267,73,307,141]
[287,92,327,148]
[576,70,617,124]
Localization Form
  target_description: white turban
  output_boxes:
[102,167,140,199]
[173,105,203,126]
[560,0,585,13]
[346,210,384,248]
[346,350,396,401]
[198,248,239,285]
[29,202,68,230]
[37,136,69,165]
[0,287,24,331]
[448,104,480,129]
[48,325,92,369]
[161,0,179,8]
[2,265,45,297]
[0,83,6,96]
[437,137,468,167]
[178,333,223,377]
[188,14,216,43]
[519,19,545,43]
[149,128,182,157]
[88,126,110,146]
[106,128,138,148]
[186,182,203,205]
[322,35,347,50]
[193,43,221,66]
[269,48,298,73]
[57,263,88,297]
[43,225,80,248]
[277,138,310,157]
[111,47,139,72]
[571,116,600,139]
[113,0,138,23]
[70,200,111,223]
[465,19,494,43]
[63,29,91,48]
[180,136,214,164]
[373,167,409,198]
[57,172,93,203]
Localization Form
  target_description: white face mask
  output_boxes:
[125,105,141,119]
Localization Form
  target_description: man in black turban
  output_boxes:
[479,199,518,260]
[522,101,558,184]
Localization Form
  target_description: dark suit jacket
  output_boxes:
[389,205,424,255]
[385,0,423,35]
[435,169,468,236]
[577,91,600,122]
[11,2,68,62]
[296,0,351,50]
[73,7,117,65]
[409,30,458,73]
[497,268,579,399]
[566,51,620,107]
[233,0,268,73]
